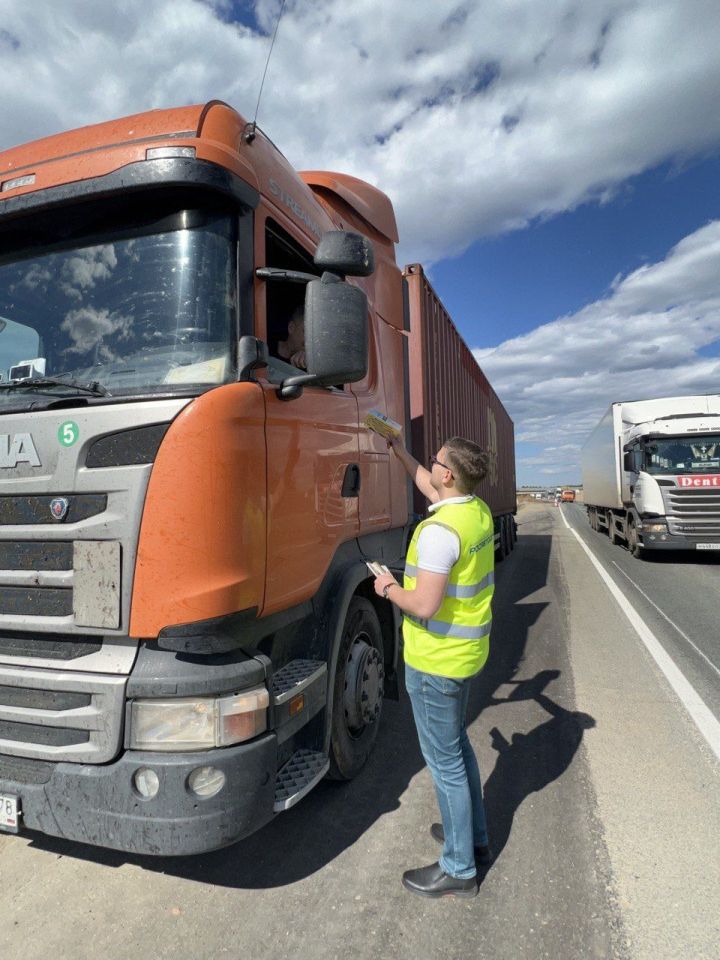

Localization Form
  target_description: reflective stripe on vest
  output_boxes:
[405,615,492,639]
[402,497,495,679]
[404,565,494,599]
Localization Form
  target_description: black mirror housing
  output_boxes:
[304,275,368,386]
[314,231,375,278]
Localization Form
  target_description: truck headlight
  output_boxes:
[129,687,269,751]
[643,521,667,532]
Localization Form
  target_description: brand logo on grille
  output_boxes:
[49,497,70,521]
[0,433,40,468]
[676,475,720,488]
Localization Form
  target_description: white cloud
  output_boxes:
[61,245,118,299]
[61,305,132,359]
[474,220,720,482]
[0,1,719,262]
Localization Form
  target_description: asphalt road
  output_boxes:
[560,500,720,720]
[1,502,718,960]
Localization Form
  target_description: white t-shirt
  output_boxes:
[415,495,474,575]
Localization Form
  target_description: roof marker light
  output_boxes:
[145,147,196,160]
[2,174,36,192]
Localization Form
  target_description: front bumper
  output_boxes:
[0,733,277,856]
[641,530,720,552]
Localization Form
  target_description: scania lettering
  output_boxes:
[0,101,516,855]
[0,433,41,467]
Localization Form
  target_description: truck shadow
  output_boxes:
[23,522,596,888]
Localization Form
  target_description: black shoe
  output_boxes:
[430,822,493,865]
[402,861,478,899]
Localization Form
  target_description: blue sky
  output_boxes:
[435,154,720,345]
[2,0,720,485]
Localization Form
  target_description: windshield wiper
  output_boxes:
[0,377,109,396]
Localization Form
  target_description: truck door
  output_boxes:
[256,213,360,617]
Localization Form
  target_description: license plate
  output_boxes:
[0,793,20,833]
[696,543,720,550]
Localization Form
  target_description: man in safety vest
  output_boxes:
[373,435,494,899]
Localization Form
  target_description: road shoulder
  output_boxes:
[554,505,720,960]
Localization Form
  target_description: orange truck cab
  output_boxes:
[561,490,576,502]
[0,101,515,854]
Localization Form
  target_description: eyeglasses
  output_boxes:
[430,455,453,475]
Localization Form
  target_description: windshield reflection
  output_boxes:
[0,208,237,406]
[644,435,720,474]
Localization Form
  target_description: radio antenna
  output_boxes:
[244,0,287,144]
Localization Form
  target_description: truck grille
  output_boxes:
[0,540,73,618]
[0,538,121,629]
[0,663,125,762]
[662,487,720,537]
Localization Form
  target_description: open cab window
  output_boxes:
[263,218,318,384]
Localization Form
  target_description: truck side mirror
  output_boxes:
[304,274,368,386]
[314,231,375,277]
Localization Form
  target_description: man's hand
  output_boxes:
[290,349,306,369]
[373,572,398,598]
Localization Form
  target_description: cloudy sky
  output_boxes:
[1,0,720,483]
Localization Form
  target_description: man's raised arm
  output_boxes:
[388,436,439,503]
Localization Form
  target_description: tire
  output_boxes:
[328,597,385,780]
[503,515,513,555]
[627,519,644,559]
[611,515,624,546]
[495,518,507,562]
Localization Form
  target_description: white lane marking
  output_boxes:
[611,561,720,681]
[558,506,720,762]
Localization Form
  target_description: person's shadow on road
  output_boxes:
[476,669,596,883]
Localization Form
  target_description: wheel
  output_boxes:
[328,597,385,780]
[503,515,513,555]
[495,518,507,562]
[627,519,644,559]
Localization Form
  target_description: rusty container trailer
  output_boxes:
[404,263,516,519]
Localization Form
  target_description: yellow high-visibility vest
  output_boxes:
[403,497,495,678]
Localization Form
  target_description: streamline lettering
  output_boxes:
[268,178,322,238]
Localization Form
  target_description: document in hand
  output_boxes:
[366,560,392,577]
[364,409,402,440]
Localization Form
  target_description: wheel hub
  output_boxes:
[343,636,384,732]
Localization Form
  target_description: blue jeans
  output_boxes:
[405,663,489,879]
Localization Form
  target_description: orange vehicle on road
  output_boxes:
[0,101,516,854]
[561,490,576,502]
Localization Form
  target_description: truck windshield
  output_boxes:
[644,435,720,474]
[0,204,237,407]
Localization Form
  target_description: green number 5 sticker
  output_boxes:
[58,421,79,447]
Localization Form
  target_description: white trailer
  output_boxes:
[581,395,720,557]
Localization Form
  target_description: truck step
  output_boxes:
[271,659,327,704]
[274,749,329,812]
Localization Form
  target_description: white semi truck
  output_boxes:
[582,395,720,558]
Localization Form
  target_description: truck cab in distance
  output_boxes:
[582,396,720,557]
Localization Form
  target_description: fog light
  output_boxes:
[133,768,160,799]
[188,766,226,798]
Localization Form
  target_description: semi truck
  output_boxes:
[0,100,516,855]
[582,395,720,557]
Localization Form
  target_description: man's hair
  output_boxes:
[443,437,489,494]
